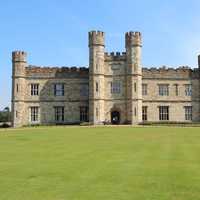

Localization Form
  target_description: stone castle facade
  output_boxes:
[12,31,200,127]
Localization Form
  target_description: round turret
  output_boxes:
[12,51,27,63]
[125,31,142,47]
[12,51,27,77]
[89,31,105,47]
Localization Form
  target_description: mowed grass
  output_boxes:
[1,127,200,200]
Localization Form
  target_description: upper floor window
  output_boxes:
[54,83,64,96]
[174,84,179,96]
[134,83,137,92]
[54,106,64,122]
[16,84,19,93]
[185,106,192,120]
[30,107,39,122]
[185,84,192,96]
[142,84,147,96]
[159,106,169,120]
[80,85,89,97]
[31,84,39,96]
[159,84,169,96]
[111,81,121,94]
[96,82,99,92]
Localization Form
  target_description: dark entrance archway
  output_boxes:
[111,111,120,124]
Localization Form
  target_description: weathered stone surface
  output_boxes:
[11,31,200,127]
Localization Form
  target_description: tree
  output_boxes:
[0,107,11,122]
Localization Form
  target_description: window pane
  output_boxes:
[54,84,64,96]
[159,106,169,121]
[111,81,121,94]
[54,107,64,122]
[159,85,169,96]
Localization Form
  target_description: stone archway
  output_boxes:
[111,110,120,125]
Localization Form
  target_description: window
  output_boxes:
[111,81,121,94]
[30,107,39,122]
[96,82,99,92]
[54,106,64,122]
[16,84,19,93]
[174,84,179,96]
[80,106,89,122]
[134,107,137,116]
[185,84,192,96]
[185,106,192,120]
[80,85,89,97]
[142,106,148,121]
[142,84,147,95]
[31,84,39,96]
[159,84,169,96]
[96,107,98,119]
[159,106,169,121]
[134,83,137,92]
[54,83,64,96]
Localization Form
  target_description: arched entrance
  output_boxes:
[111,111,120,124]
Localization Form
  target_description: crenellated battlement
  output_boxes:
[12,51,27,62]
[25,65,89,78]
[104,52,126,61]
[143,66,200,79]
[88,30,105,46]
[125,31,142,47]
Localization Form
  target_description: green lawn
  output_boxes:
[1,126,200,200]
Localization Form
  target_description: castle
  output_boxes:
[12,31,200,127]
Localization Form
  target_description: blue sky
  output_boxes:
[1,0,200,110]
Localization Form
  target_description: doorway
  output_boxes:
[111,111,120,124]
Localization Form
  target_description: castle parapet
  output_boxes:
[88,30,105,46]
[12,51,27,62]
[26,66,89,78]
[104,52,126,61]
[143,66,200,79]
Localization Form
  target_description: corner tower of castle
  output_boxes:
[11,51,27,127]
[125,31,143,124]
[88,31,105,124]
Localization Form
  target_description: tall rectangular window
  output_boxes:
[54,83,64,96]
[142,106,148,121]
[134,83,137,92]
[96,107,98,119]
[159,84,169,96]
[31,84,39,96]
[80,85,89,97]
[185,106,192,120]
[16,84,19,93]
[96,82,99,92]
[80,106,89,122]
[30,107,39,122]
[174,84,179,96]
[185,84,192,96]
[54,106,64,122]
[111,81,121,94]
[142,84,147,96]
[159,106,169,121]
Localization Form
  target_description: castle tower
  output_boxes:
[88,31,105,124]
[125,32,142,124]
[11,51,27,127]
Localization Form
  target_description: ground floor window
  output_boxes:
[185,106,192,120]
[142,106,148,121]
[159,106,169,121]
[54,106,64,122]
[80,106,89,122]
[30,107,39,122]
